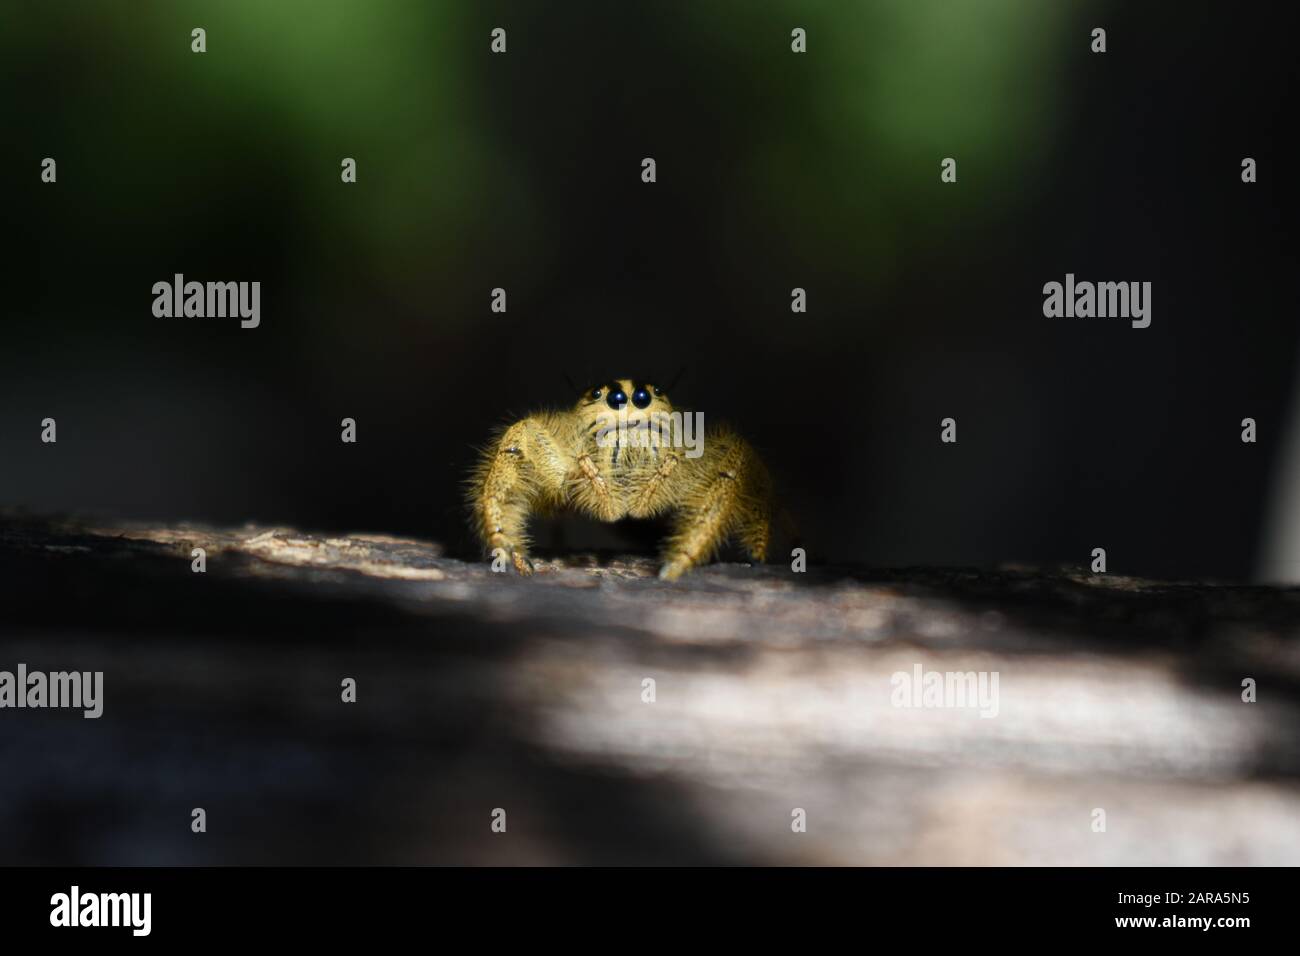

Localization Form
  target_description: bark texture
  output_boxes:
[2,514,1298,864]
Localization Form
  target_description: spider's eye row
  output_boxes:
[632,387,652,409]
[606,389,628,410]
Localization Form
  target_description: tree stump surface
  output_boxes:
[2,513,1299,865]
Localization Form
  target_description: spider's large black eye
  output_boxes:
[632,387,652,409]
[589,387,602,401]
[606,388,627,410]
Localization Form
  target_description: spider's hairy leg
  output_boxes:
[733,468,774,564]
[470,415,570,574]
[658,433,771,580]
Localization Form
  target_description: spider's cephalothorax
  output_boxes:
[469,378,774,579]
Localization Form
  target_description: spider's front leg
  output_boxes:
[657,433,773,580]
[470,415,570,574]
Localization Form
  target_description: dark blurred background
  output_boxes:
[2,0,1295,579]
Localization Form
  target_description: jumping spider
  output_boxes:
[469,378,775,579]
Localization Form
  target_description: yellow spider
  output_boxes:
[469,378,775,579]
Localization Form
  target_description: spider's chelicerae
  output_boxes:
[469,378,775,579]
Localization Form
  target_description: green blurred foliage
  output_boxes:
[2,0,1070,344]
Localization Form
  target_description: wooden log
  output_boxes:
[1,513,1298,864]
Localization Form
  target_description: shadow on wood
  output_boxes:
[2,514,1298,864]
